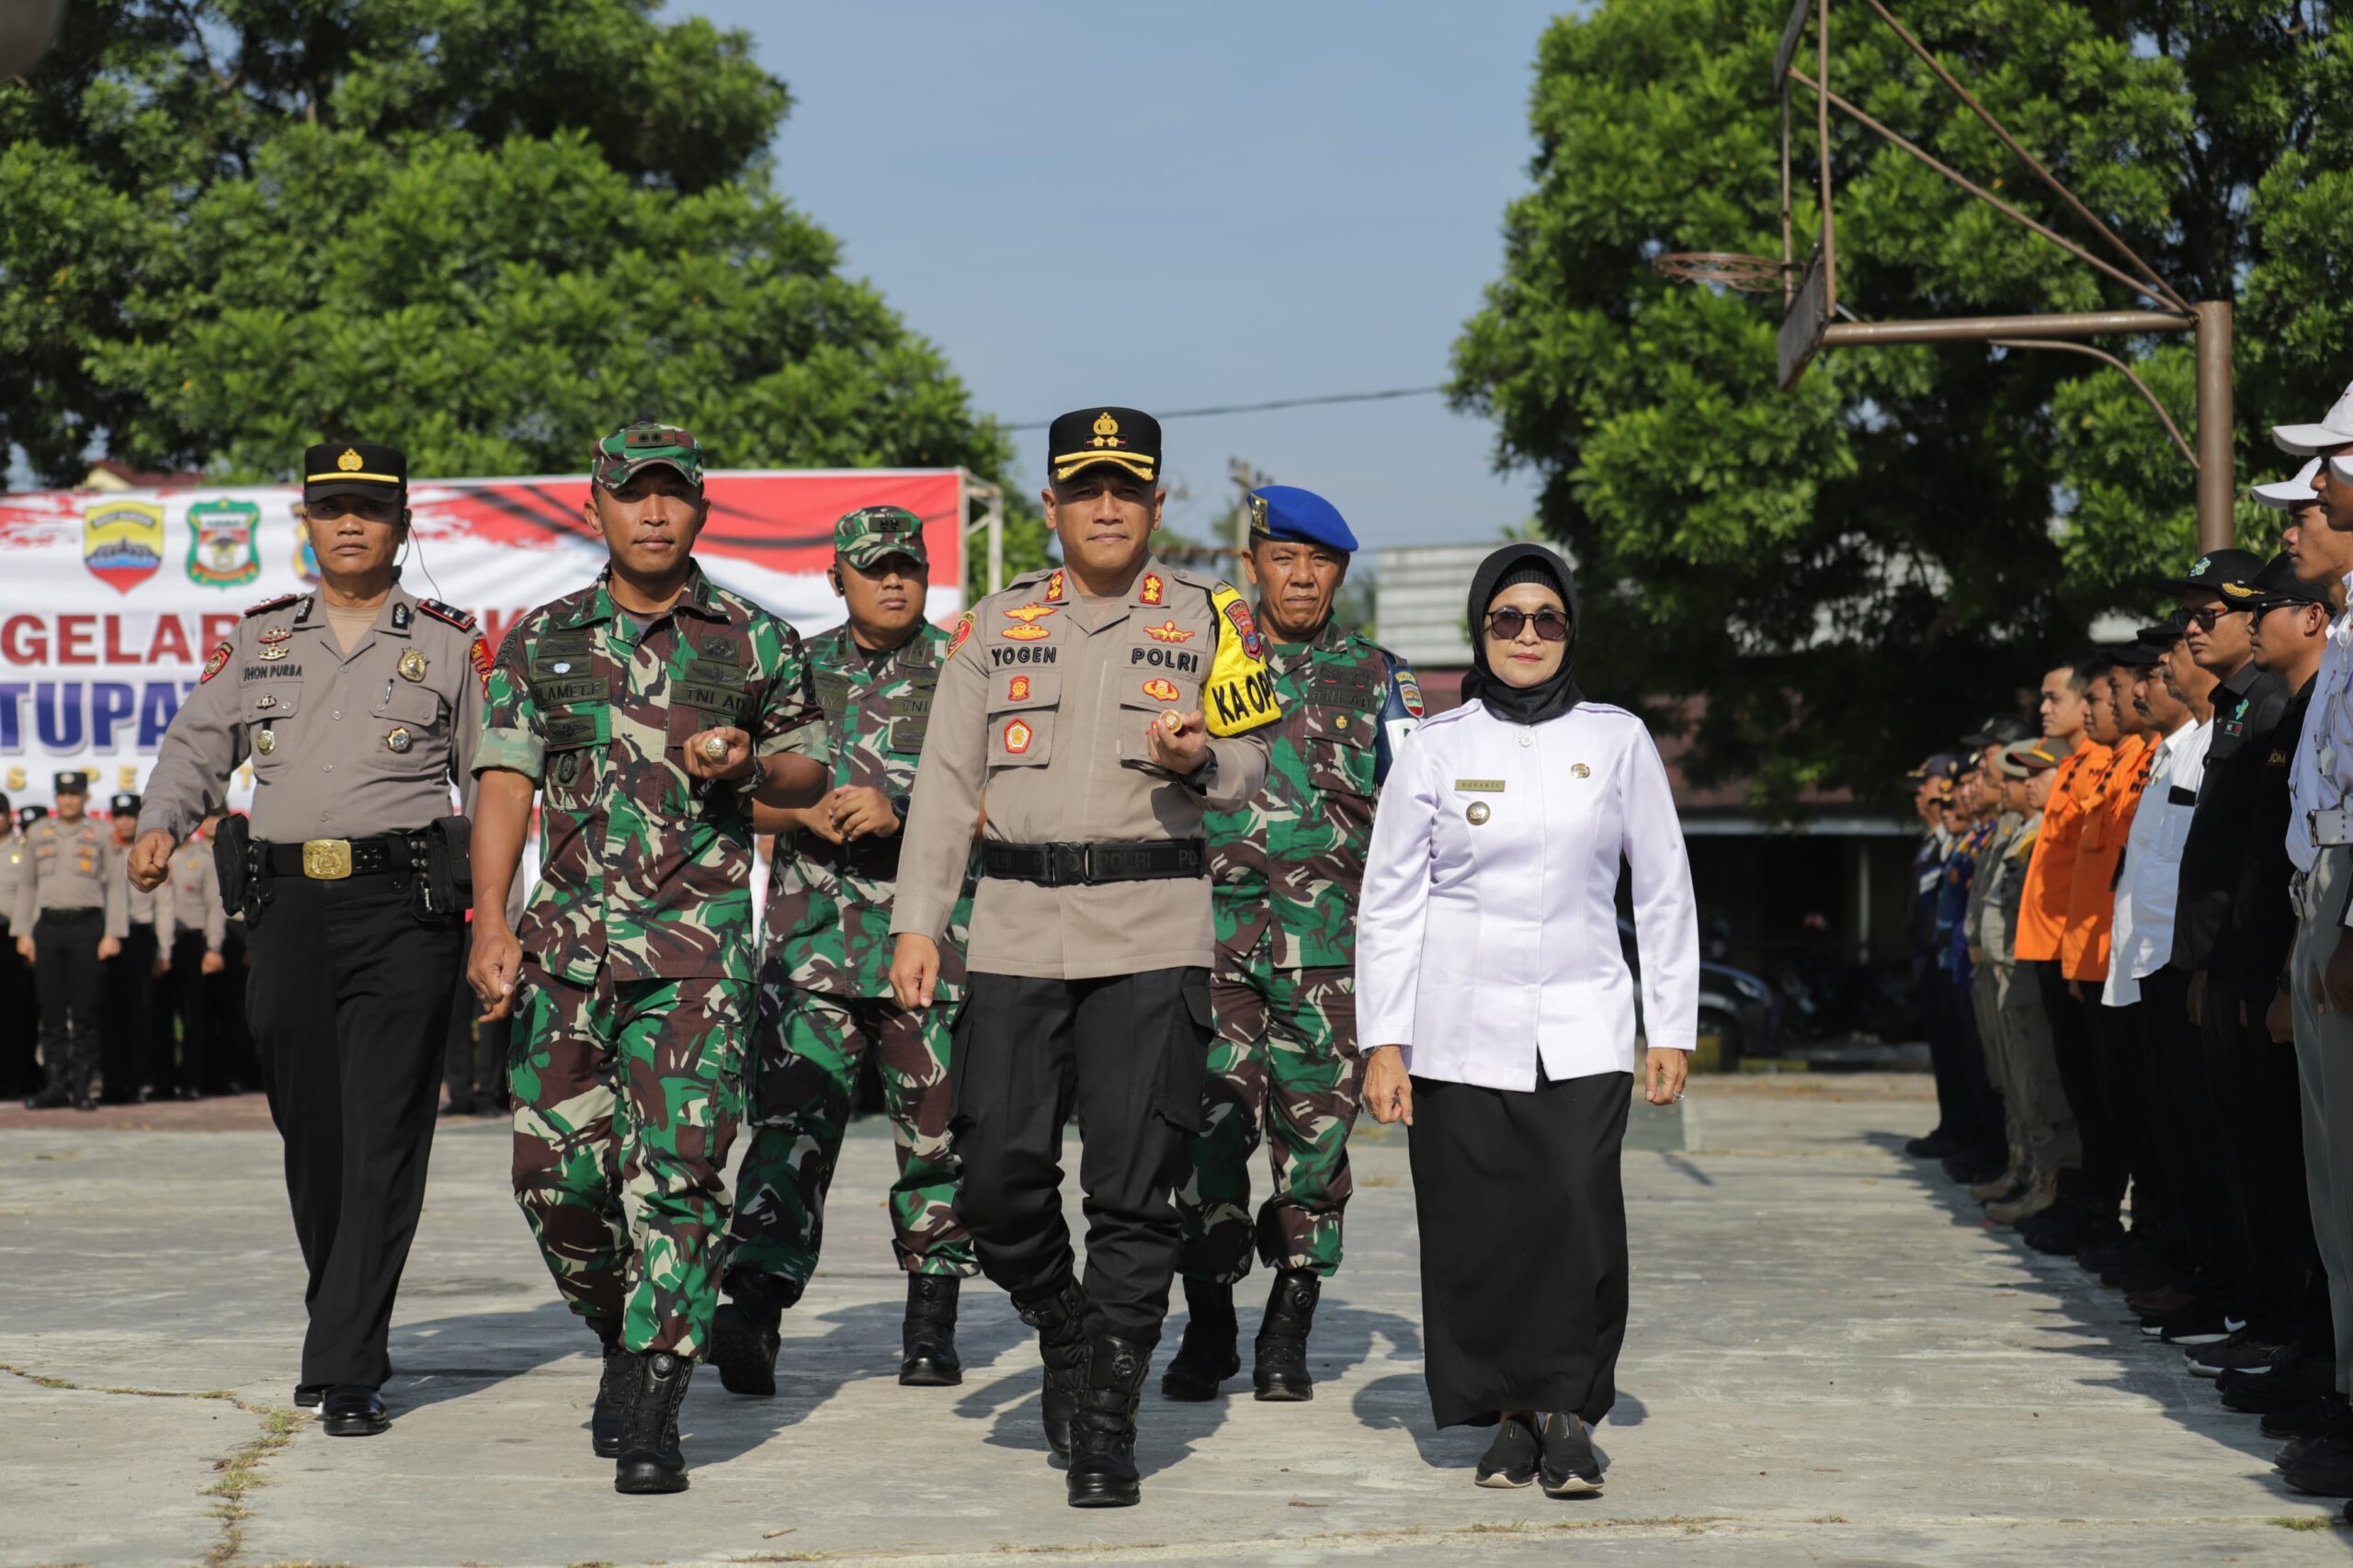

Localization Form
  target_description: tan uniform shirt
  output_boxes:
[0,832,25,933]
[892,558,1277,981]
[14,816,127,937]
[156,839,228,952]
[142,584,489,846]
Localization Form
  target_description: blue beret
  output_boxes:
[1247,485,1358,553]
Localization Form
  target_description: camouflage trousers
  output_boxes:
[509,964,750,1358]
[725,985,975,1290]
[1176,961,1365,1283]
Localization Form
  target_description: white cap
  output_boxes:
[2253,456,2324,510]
[2273,381,2353,455]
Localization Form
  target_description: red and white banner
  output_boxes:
[0,469,967,808]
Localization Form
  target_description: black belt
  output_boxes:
[980,838,1205,888]
[256,834,418,881]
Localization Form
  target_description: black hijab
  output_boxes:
[1460,542,1586,726]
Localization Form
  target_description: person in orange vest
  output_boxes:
[2010,655,2113,1256]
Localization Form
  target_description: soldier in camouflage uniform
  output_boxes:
[468,423,829,1495]
[1165,486,1422,1404]
[712,506,979,1397]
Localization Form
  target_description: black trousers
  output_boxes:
[244,872,463,1388]
[162,929,214,1095]
[2212,973,2325,1335]
[100,921,157,1102]
[0,916,36,1095]
[33,908,105,1100]
[1408,1067,1632,1429]
[2036,960,2121,1211]
[949,967,1210,1345]
[441,977,509,1112]
[209,920,255,1092]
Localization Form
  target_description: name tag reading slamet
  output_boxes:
[533,676,608,707]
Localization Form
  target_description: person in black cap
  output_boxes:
[888,405,1279,1507]
[1904,754,1983,1161]
[129,439,488,1437]
[99,790,162,1104]
[16,771,125,1109]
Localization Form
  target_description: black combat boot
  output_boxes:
[1065,1334,1151,1508]
[589,1316,626,1457]
[612,1351,693,1495]
[900,1274,963,1387]
[1253,1269,1321,1402]
[1160,1278,1239,1401]
[1015,1274,1095,1459]
[709,1270,795,1398]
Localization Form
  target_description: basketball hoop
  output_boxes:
[1650,252,1793,295]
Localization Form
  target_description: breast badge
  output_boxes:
[1573,762,1592,778]
[1143,620,1195,644]
[1142,677,1180,702]
[385,727,414,754]
[1008,676,1032,701]
[398,649,428,683]
[1467,801,1492,826]
[1002,624,1051,642]
[256,728,278,756]
[1003,719,1034,756]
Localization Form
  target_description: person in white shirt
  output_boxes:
[1356,543,1697,1498]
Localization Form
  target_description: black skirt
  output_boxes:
[1406,1068,1632,1429]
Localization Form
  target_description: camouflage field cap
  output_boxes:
[834,506,928,569]
[591,421,705,491]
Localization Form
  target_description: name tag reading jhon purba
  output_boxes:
[1454,778,1506,793]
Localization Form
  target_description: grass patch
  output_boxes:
[2269,1515,2341,1531]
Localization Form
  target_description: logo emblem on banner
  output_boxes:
[83,501,165,595]
[292,516,321,586]
[186,500,262,587]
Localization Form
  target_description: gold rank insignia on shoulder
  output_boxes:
[1454,778,1506,792]
[1573,762,1591,778]
[386,727,413,754]
[398,648,427,682]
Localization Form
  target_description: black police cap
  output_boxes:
[2218,551,2329,612]
[2155,548,2265,596]
[1047,407,1161,485]
[1961,713,2036,749]
[53,770,89,796]
[110,791,140,815]
[17,804,48,827]
[303,440,407,505]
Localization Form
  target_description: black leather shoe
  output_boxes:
[710,1299,780,1398]
[1160,1278,1238,1402]
[293,1383,325,1409]
[22,1086,68,1111]
[613,1352,693,1494]
[1254,1270,1321,1402]
[1475,1414,1539,1488]
[2283,1437,2353,1497]
[900,1274,963,1387]
[591,1332,628,1458]
[71,1095,99,1112]
[1904,1130,1959,1158]
[1537,1411,1603,1497]
[1016,1276,1096,1460]
[1066,1335,1150,1508]
[321,1386,389,1437]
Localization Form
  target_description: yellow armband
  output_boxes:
[1203,582,1281,737]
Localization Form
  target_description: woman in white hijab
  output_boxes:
[1357,542,1697,1497]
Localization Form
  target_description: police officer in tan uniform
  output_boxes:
[101,791,165,1104]
[891,407,1279,1509]
[0,795,34,1098]
[17,771,125,1110]
[131,441,487,1437]
[155,816,229,1100]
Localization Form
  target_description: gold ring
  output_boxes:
[699,734,729,761]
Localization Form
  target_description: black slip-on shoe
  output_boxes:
[1475,1415,1539,1489]
[1537,1412,1602,1497]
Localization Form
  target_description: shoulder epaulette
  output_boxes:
[418,597,476,631]
[243,593,301,619]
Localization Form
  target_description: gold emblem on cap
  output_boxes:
[1090,410,1124,449]
[337,448,363,472]
[385,727,413,754]
[398,648,428,682]
[1466,801,1491,825]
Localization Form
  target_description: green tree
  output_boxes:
[1452,0,2343,812]
[2,0,1024,585]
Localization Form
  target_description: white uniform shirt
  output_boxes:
[1356,699,1699,1089]
[2104,717,2210,1006]
[2289,573,2353,874]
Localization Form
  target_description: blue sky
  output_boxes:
[691,1,1563,550]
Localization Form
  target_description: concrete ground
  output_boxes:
[1,1074,2343,1567]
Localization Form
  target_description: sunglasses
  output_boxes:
[2184,605,2251,631]
[1483,607,1571,642]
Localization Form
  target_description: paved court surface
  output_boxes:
[2,1074,2344,1565]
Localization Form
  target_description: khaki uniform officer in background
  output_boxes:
[891,407,1279,1509]
[17,771,124,1110]
[133,441,487,1438]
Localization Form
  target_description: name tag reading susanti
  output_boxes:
[1454,778,1506,793]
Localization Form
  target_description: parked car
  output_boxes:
[1618,918,1779,1071]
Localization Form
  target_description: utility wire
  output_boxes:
[1007,385,1446,431]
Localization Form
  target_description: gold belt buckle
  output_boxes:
[301,838,353,880]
